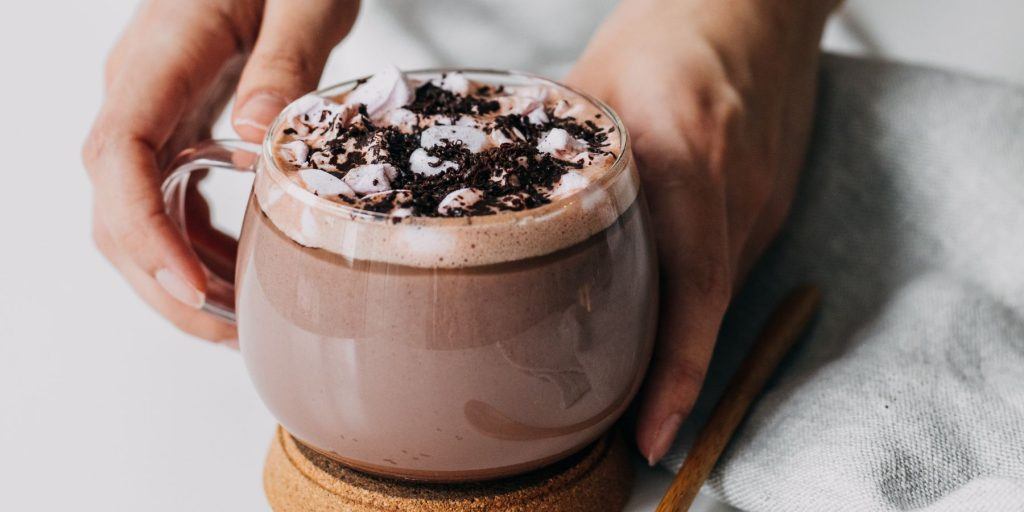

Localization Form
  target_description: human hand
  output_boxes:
[83,0,358,342]
[566,0,838,464]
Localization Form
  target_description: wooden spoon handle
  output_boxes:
[656,285,821,512]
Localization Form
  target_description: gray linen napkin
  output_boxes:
[660,54,1024,511]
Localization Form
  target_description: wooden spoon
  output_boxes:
[656,285,821,512]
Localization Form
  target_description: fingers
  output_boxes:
[93,202,237,343]
[83,0,246,312]
[633,139,734,466]
[232,0,360,141]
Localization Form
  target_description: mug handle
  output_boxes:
[160,139,261,323]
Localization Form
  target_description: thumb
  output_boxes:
[232,0,359,142]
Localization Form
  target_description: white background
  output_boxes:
[1,1,1021,510]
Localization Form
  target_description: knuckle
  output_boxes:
[208,0,260,52]
[108,210,165,262]
[81,130,109,172]
[253,48,317,81]
[92,222,116,259]
[662,356,707,404]
[663,250,732,308]
[694,253,733,306]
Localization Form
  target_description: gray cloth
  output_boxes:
[661,54,1024,511]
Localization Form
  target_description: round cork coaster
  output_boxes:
[264,426,633,511]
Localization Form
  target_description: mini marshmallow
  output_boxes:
[286,116,311,137]
[549,171,590,199]
[517,85,549,103]
[455,115,479,127]
[437,187,484,215]
[343,164,394,195]
[290,96,352,125]
[299,168,356,198]
[553,99,585,119]
[527,107,549,125]
[490,130,513,147]
[537,128,587,158]
[280,140,309,165]
[409,148,458,177]
[421,125,487,153]
[386,108,419,131]
[309,151,338,172]
[433,72,470,95]
[345,65,412,118]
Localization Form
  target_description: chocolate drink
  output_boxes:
[234,69,657,481]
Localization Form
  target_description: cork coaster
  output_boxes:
[264,426,633,511]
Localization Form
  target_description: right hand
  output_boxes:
[83,0,359,343]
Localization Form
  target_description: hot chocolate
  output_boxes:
[234,69,656,481]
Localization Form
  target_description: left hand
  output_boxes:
[566,0,837,464]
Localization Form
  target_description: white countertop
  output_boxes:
[1,0,1014,510]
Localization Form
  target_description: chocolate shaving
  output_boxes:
[406,83,500,117]
[280,77,617,218]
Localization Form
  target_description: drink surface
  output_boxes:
[274,66,621,217]
[254,69,639,268]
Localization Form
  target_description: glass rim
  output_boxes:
[258,68,632,226]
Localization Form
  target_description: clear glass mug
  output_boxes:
[162,70,658,482]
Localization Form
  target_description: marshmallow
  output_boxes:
[343,164,394,195]
[286,116,311,137]
[527,107,549,125]
[299,168,356,198]
[455,115,479,127]
[517,85,549,103]
[409,148,458,177]
[309,151,338,172]
[537,128,587,158]
[490,130,513,147]
[437,187,484,215]
[345,65,412,118]
[433,72,471,95]
[553,99,585,119]
[290,96,353,125]
[550,171,590,199]
[498,85,549,119]
[421,125,487,153]
[386,108,419,131]
[280,140,309,165]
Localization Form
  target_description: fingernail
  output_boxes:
[234,93,287,134]
[155,268,204,309]
[647,413,683,466]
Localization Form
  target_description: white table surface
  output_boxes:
[0,1,1016,510]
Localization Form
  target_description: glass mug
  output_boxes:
[162,70,657,481]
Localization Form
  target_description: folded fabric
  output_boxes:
[661,54,1024,511]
